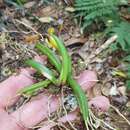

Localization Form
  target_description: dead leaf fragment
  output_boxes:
[39,6,56,17]
[24,34,40,43]
[39,17,54,23]
[24,1,36,8]
[65,37,87,47]
[92,83,102,97]
[21,18,33,27]
[101,83,111,96]
[65,7,75,12]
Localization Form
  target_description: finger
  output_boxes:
[77,70,98,92]
[54,96,109,130]
[0,108,27,130]
[0,55,47,108]
[89,96,110,112]
[11,94,60,128]
[0,68,34,108]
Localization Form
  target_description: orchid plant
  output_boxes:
[19,34,89,128]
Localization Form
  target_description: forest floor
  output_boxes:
[0,1,130,130]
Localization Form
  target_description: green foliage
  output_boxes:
[5,0,26,6]
[15,0,26,5]
[122,56,130,90]
[109,21,130,51]
[126,80,130,90]
[123,55,130,62]
[74,0,127,31]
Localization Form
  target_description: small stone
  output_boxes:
[63,94,78,111]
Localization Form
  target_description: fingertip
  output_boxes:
[77,70,98,91]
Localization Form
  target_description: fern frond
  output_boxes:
[74,0,125,30]
[109,21,130,51]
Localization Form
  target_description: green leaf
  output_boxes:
[36,43,61,72]
[109,22,130,51]
[74,0,119,30]
[25,60,58,85]
[51,35,69,85]
[123,55,130,62]
[19,80,51,95]
[126,80,130,90]
[68,76,89,125]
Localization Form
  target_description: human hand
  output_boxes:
[0,58,108,130]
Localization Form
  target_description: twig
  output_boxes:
[46,94,71,130]
[89,110,116,130]
[85,35,118,65]
[14,19,44,41]
[110,105,130,126]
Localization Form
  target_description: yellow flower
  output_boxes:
[47,27,55,35]
[46,27,58,49]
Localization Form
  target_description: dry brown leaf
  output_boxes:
[38,6,57,18]
[24,34,40,43]
[65,37,87,46]
[101,83,112,96]
[92,83,102,97]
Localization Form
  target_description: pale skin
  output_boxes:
[0,67,97,130]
